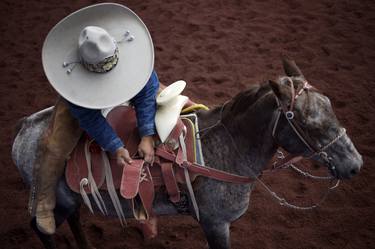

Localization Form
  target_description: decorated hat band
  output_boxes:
[81,46,119,73]
[62,26,134,74]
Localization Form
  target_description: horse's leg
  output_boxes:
[31,187,87,249]
[67,207,94,249]
[30,217,57,249]
[200,221,231,249]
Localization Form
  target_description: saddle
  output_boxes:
[65,102,254,236]
[66,105,202,217]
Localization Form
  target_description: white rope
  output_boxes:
[101,151,127,226]
[274,150,333,180]
[79,178,94,214]
[289,164,333,180]
[320,128,346,152]
[83,140,107,215]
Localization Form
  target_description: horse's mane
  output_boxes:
[227,75,309,116]
[227,81,273,116]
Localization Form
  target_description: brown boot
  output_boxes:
[31,98,82,235]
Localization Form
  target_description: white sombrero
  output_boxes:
[42,3,154,109]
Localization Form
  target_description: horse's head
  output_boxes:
[269,59,363,179]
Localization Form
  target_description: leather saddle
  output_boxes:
[66,106,141,194]
[66,105,200,220]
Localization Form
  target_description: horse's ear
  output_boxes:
[269,80,291,103]
[282,58,305,78]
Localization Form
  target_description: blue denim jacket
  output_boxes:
[68,70,159,154]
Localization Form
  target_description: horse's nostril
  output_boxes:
[350,168,359,176]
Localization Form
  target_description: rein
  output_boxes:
[199,79,345,210]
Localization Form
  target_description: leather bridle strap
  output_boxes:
[272,153,303,169]
[272,79,346,170]
[272,80,315,168]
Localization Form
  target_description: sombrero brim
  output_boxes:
[42,3,154,109]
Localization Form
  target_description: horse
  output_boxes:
[12,59,363,249]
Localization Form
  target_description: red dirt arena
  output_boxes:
[0,0,374,248]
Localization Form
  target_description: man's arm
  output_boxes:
[67,101,132,165]
[68,103,122,153]
[131,70,159,163]
[131,70,159,138]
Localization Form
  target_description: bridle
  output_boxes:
[271,78,347,177]
[199,78,347,209]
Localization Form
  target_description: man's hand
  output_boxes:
[138,136,155,164]
[113,147,132,167]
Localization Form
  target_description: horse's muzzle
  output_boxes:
[333,154,363,179]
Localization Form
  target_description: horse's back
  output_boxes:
[12,107,53,185]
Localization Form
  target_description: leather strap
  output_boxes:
[182,161,254,184]
[165,119,185,149]
[272,80,319,167]
[278,80,319,154]
[155,146,255,184]
[134,165,155,220]
[155,146,176,161]
[160,161,181,203]
[120,160,144,199]
[272,153,303,170]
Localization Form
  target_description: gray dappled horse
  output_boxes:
[12,60,363,249]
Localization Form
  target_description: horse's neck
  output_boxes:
[198,89,278,177]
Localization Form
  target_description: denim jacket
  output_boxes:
[68,70,159,154]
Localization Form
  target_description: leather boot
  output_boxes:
[32,98,82,235]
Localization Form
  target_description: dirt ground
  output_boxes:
[0,0,374,248]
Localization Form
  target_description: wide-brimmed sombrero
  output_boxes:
[42,3,154,109]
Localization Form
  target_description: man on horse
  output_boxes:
[32,3,157,235]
